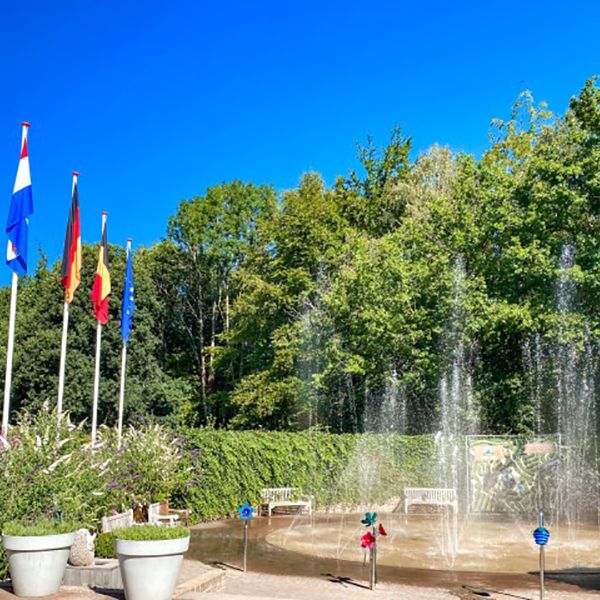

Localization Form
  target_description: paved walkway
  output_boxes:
[1,564,599,599]
[181,569,600,600]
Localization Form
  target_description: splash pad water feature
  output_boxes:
[190,249,600,593]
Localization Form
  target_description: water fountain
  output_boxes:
[189,246,600,587]
[522,245,600,530]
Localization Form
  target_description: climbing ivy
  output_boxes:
[173,429,436,520]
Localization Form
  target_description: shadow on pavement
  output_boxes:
[544,568,600,591]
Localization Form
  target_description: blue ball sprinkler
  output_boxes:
[533,509,550,600]
[238,502,254,572]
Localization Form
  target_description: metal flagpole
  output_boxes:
[56,300,69,427]
[117,238,132,448]
[91,211,108,447]
[2,272,19,441]
[117,341,127,448]
[2,121,31,444]
[57,171,79,429]
[91,320,102,447]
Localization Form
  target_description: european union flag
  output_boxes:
[120,242,134,342]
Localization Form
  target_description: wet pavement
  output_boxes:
[188,514,600,595]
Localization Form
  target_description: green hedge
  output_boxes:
[173,430,436,520]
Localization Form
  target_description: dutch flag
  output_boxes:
[6,122,33,276]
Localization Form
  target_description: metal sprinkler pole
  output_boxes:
[243,518,249,572]
[373,524,378,585]
[539,510,545,600]
[370,524,376,590]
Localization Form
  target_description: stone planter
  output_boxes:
[116,535,190,600]
[2,532,75,597]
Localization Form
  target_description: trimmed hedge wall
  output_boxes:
[173,430,436,520]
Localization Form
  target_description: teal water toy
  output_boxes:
[360,512,387,590]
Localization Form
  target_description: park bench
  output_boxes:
[259,487,312,517]
[100,508,134,533]
[403,488,458,514]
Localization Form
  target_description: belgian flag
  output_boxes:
[60,172,82,303]
[91,213,111,324]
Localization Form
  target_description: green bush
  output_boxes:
[95,531,117,558]
[113,525,189,541]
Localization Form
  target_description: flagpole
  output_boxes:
[57,171,80,430]
[91,320,102,446]
[117,238,132,449]
[117,341,127,448]
[91,211,107,447]
[2,120,30,443]
[56,300,69,426]
[2,272,18,440]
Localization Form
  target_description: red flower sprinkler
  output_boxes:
[360,512,387,590]
[533,509,550,600]
[238,502,254,572]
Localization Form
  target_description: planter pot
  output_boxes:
[116,535,190,600]
[2,532,75,597]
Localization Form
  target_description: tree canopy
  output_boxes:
[1,78,598,435]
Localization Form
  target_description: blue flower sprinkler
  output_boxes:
[238,502,254,520]
[533,509,550,600]
[238,503,254,572]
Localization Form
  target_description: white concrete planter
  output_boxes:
[116,535,190,600]
[2,532,75,597]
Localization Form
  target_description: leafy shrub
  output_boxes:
[113,525,189,541]
[95,531,117,558]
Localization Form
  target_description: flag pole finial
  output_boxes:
[72,171,79,177]
[21,122,30,128]
[102,211,108,216]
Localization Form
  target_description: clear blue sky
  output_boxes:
[0,0,598,285]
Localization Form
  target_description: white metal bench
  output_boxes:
[259,487,312,517]
[403,488,458,514]
[101,509,134,533]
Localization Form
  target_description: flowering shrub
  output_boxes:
[0,408,183,578]
[96,424,182,508]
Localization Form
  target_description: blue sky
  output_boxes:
[0,0,598,285]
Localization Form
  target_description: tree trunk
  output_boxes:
[225,287,230,334]
[208,287,220,391]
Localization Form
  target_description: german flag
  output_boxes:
[91,213,111,324]
[60,172,82,303]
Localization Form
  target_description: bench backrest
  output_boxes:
[101,508,134,533]
[404,488,456,502]
[147,502,162,520]
[261,487,298,502]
